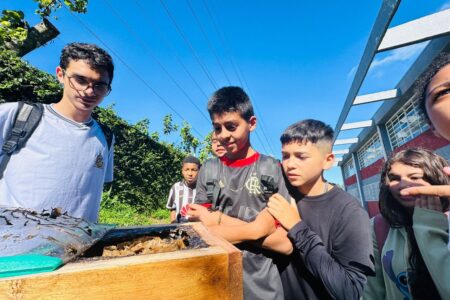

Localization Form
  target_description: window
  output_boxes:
[357,134,383,169]
[343,158,356,178]
[386,97,429,149]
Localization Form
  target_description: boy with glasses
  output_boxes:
[0,42,115,222]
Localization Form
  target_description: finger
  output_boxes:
[444,166,450,176]
[401,185,450,197]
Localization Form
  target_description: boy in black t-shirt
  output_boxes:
[264,119,375,300]
[188,86,291,300]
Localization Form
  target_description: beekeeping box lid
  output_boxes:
[0,223,242,300]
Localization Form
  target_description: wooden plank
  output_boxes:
[0,223,243,300]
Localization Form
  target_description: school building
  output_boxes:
[333,1,450,217]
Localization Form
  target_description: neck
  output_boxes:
[298,176,329,197]
[54,98,92,123]
[227,142,255,161]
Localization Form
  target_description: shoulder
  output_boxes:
[0,102,20,116]
[258,154,280,165]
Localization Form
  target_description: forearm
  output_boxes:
[289,221,367,300]
[413,208,450,298]
[208,222,260,244]
[259,227,293,255]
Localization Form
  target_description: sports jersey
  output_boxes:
[195,152,290,300]
[166,181,196,222]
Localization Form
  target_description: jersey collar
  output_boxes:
[220,152,260,168]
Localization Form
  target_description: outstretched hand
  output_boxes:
[401,167,450,198]
[187,203,219,226]
[267,193,301,231]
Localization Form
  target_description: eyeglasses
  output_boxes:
[64,71,111,96]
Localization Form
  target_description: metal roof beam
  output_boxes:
[333,0,400,144]
[378,9,450,52]
[334,138,359,145]
[341,120,373,131]
[353,88,399,105]
[333,149,350,155]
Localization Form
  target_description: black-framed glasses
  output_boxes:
[63,71,111,96]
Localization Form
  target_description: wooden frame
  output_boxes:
[0,223,242,300]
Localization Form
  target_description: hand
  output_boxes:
[401,167,450,198]
[267,193,301,231]
[187,203,219,226]
[415,195,443,212]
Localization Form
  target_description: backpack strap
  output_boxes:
[257,155,280,201]
[96,121,113,150]
[0,101,44,179]
[204,157,222,209]
[374,214,390,256]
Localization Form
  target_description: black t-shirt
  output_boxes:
[277,186,375,300]
[195,152,290,300]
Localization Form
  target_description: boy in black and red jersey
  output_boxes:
[188,86,292,300]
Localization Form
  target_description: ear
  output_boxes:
[56,66,64,84]
[248,116,257,132]
[323,152,335,170]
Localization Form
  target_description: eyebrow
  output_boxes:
[426,80,450,98]
[71,73,109,85]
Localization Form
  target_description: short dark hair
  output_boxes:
[182,155,201,167]
[60,42,114,83]
[280,119,334,145]
[416,51,450,122]
[207,86,254,121]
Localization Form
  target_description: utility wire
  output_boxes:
[101,0,210,123]
[133,0,211,102]
[159,0,218,90]
[186,0,231,85]
[66,7,204,139]
[202,0,275,154]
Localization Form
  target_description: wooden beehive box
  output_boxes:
[0,223,242,300]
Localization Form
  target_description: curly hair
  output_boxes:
[415,52,450,123]
[60,42,114,83]
[379,148,449,299]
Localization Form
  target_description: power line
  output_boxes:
[65,7,205,139]
[202,0,275,154]
[159,0,218,90]
[101,0,210,123]
[186,0,231,85]
[133,0,211,102]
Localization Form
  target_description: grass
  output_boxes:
[99,203,171,226]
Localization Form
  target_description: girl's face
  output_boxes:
[425,63,450,141]
[387,162,431,208]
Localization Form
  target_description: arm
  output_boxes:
[413,207,450,298]
[270,195,374,300]
[363,220,387,300]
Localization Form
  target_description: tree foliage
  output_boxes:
[0,0,88,48]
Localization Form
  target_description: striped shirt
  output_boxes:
[166,181,196,218]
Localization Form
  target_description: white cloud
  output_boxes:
[347,65,357,78]
[370,43,427,70]
[346,43,426,79]
[439,1,450,11]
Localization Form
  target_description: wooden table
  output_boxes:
[0,223,242,300]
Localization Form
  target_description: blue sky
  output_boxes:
[2,0,450,184]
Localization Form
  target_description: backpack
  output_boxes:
[374,213,390,258]
[0,101,113,179]
[204,154,280,211]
